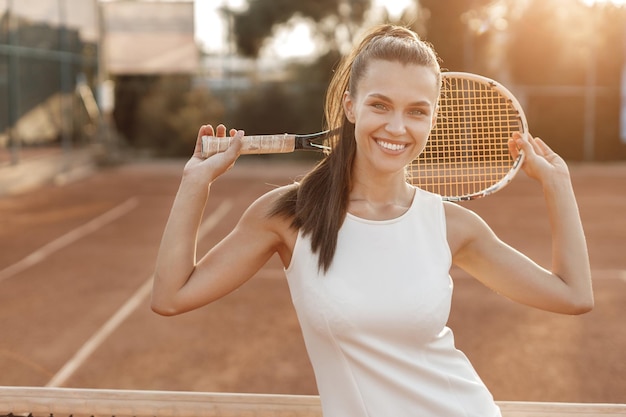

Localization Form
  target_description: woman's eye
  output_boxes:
[409,109,426,116]
[373,103,387,110]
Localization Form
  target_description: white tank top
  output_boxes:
[285,187,501,417]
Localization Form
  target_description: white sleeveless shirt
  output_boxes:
[284,187,501,417]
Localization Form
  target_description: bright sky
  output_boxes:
[195,0,414,57]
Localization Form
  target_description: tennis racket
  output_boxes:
[201,72,527,201]
[202,130,333,155]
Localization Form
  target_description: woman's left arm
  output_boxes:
[449,132,594,314]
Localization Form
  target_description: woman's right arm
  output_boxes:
[151,124,282,316]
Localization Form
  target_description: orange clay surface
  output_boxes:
[0,158,624,403]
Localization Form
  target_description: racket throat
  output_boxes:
[302,142,331,151]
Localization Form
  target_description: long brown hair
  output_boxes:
[270,24,441,272]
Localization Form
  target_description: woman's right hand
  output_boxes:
[184,124,244,185]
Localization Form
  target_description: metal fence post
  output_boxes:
[7,0,20,165]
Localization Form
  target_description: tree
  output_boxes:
[418,0,494,72]
[113,75,225,156]
[221,0,374,137]
[231,0,371,58]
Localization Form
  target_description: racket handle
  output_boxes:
[201,134,296,157]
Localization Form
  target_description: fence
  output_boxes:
[0,0,102,167]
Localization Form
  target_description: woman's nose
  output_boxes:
[385,113,407,136]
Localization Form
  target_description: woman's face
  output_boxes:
[343,59,439,177]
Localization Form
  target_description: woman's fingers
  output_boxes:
[194,124,215,156]
[215,124,227,137]
[507,137,520,160]
[532,137,557,159]
[509,131,570,182]
[194,124,242,159]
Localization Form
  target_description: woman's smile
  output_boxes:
[375,138,408,153]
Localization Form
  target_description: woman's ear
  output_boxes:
[343,91,356,123]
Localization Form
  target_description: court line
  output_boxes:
[46,199,233,388]
[0,198,139,284]
[590,269,626,282]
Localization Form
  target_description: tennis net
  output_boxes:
[1,387,626,417]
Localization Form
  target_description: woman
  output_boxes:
[152,24,593,417]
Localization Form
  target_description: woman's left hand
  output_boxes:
[508,132,570,184]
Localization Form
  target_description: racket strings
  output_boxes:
[411,77,521,199]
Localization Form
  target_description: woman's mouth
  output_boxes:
[376,139,407,152]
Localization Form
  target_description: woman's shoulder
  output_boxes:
[442,200,495,255]
[411,188,479,229]
[246,183,300,255]
[241,183,299,225]
[256,182,299,207]
[442,200,484,229]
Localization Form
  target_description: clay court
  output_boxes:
[0,157,624,406]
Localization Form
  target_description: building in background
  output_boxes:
[101,0,197,75]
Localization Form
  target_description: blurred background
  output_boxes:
[0,1,625,404]
[0,0,625,189]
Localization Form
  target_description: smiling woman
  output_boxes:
[152,22,595,417]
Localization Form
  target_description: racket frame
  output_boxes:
[413,71,528,202]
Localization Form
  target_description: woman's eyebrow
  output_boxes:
[367,93,433,108]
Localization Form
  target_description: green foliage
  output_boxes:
[418,0,493,71]
[113,75,224,157]
[232,0,371,57]
[227,51,341,137]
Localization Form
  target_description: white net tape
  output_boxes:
[1,387,625,417]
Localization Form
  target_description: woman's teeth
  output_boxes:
[377,140,406,151]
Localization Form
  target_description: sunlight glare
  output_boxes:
[197,0,417,57]
[580,0,626,5]
[374,0,414,18]
[267,20,317,59]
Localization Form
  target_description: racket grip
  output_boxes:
[201,134,296,157]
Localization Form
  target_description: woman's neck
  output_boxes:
[348,174,415,220]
